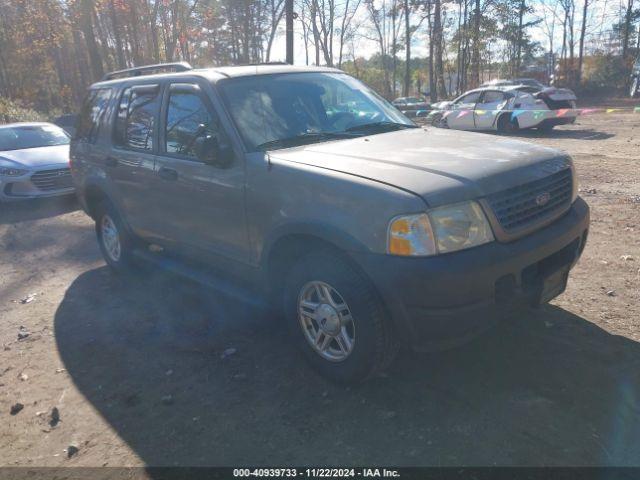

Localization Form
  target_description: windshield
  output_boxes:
[218,72,415,151]
[0,124,70,151]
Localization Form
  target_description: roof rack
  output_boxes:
[101,62,193,81]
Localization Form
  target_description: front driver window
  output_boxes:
[454,92,482,108]
[165,89,217,158]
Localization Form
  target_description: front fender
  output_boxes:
[260,221,371,270]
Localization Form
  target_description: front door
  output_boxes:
[447,91,481,130]
[150,81,248,263]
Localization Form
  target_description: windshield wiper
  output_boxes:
[256,131,358,151]
[345,121,419,133]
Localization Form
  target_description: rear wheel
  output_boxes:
[631,77,639,98]
[283,251,398,383]
[95,201,135,272]
[497,114,519,134]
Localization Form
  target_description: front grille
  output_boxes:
[486,168,572,233]
[31,168,73,191]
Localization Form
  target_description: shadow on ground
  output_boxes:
[0,195,78,225]
[54,267,640,466]
[510,128,615,141]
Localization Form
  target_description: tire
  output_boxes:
[537,123,555,133]
[283,251,398,383]
[631,77,639,99]
[430,113,448,128]
[94,200,135,272]
[497,114,519,134]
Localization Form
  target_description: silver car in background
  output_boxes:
[430,85,577,133]
[0,122,73,201]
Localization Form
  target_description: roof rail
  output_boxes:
[247,61,289,66]
[101,62,193,81]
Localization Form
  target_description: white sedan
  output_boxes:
[429,85,577,133]
[0,122,74,201]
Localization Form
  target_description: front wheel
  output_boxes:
[431,113,448,128]
[283,251,398,383]
[631,77,639,98]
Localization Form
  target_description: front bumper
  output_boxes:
[352,197,590,350]
[0,165,74,201]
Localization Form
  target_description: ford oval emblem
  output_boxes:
[536,192,551,206]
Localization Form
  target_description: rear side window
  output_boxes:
[75,88,113,143]
[114,85,160,151]
[481,91,505,103]
[165,88,218,158]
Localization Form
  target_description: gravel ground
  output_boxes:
[0,110,639,467]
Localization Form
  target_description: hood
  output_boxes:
[0,144,70,168]
[271,128,569,207]
[431,101,453,110]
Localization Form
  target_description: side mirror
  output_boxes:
[194,135,234,168]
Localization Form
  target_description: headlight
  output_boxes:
[388,201,494,256]
[0,167,28,176]
[428,201,494,253]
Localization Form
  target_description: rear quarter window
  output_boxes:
[75,88,113,143]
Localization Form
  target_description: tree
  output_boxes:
[622,0,635,59]
[79,0,104,80]
[577,0,588,85]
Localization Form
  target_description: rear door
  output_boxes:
[474,90,507,129]
[108,83,162,238]
[71,87,114,181]
[149,81,248,262]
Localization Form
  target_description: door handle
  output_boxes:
[105,156,118,167]
[158,167,178,181]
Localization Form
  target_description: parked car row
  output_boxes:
[391,96,431,117]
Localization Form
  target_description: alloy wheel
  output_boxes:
[297,281,355,362]
[101,214,121,262]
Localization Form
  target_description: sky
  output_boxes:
[268,0,623,66]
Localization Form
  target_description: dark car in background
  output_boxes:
[481,78,548,91]
[54,114,78,137]
[392,96,431,117]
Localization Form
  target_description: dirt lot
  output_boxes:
[1,110,639,468]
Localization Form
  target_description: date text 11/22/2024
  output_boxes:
[233,468,400,478]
